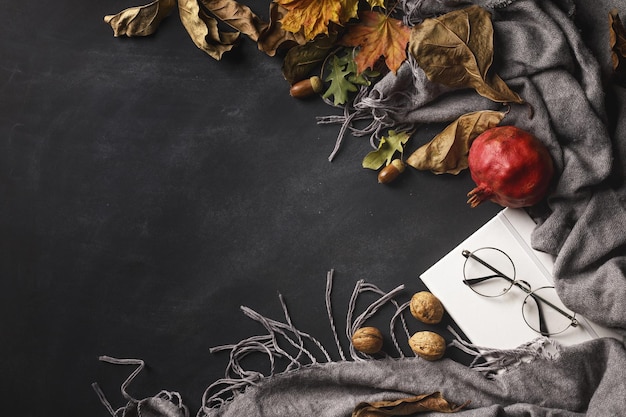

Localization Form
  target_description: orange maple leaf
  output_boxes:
[341,11,411,74]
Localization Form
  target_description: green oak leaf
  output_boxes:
[362,130,411,170]
[345,58,379,86]
[322,55,358,105]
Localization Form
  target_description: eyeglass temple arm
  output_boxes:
[526,290,578,327]
[462,250,515,284]
[463,274,507,285]
[527,293,550,335]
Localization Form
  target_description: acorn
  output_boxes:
[289,76,324,98]
[378,159,406,184]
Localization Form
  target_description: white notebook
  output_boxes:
[420,208,622,349]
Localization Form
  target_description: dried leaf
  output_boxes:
[104,0,176,37]
[199,0,268,42]
[365,0,385,9]
[282,33,337,84]
[277,0,344,40]
[609,9,626,86]
[409,5,523,104]
[341,11,411,74]
[362,130,411,170]
[340,0,361,23]
[178,0,240,60]
[277,0,381,41]
[258,3,307,57]
[352,392,470,417]
[406,110,505,174]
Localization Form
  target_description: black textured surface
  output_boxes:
[0,1,500,415]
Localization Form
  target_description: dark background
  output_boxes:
[0,1,500,415]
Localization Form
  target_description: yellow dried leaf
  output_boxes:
[406,110,505,174]
[409,5,523,104]
[365,0,385,9]
[340,0,360,23]
[278,0,342,40]
[178,0,240,60]
[339,0,385,23]
[277,0,368,41]
[104,0,176,37]
[352,392,470,416]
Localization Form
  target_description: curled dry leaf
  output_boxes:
[200,0,267,42]
[352,392,470,417]
[409,5,523,104]
[258,3,307,57]
[104,0,176,37]
[609,9,626,86]
[178,0,240,60]
[406,110,505,175]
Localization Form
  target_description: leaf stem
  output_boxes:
[386,0,402,18]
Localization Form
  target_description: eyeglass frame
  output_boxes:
[461,247,578,336]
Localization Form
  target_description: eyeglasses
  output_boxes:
[462,247,578,336]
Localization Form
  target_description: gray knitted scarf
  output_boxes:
[93,270,626,416]
[320,0,626,331]
[93,0,626,416]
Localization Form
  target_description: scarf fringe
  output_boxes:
[318,55,428,162]
[91,356,189,417]
[197,270,415,416]
[92,270,562,417]
[318,52,458,162]
[447,327,561,378]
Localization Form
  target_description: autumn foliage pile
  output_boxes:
[105,0,429,167]
[106,1,584,208]
[106,1,406,70]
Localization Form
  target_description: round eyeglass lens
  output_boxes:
[463,247,515,297]
[522,286,576,336]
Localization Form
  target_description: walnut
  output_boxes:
[409,291,444,324]
[409,331,446,361]
[351,326,383,354]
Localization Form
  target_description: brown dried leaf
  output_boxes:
[104,0,176,37]
[609,9,626,86]
[352,392,470,417]
[258,3,307,58]
[282,33,336,84]
[199,0,268,42]
[178,0,240,60]
[406,110,505,174]
[409,5,523,104]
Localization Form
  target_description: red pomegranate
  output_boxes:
[467,125,554,208]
